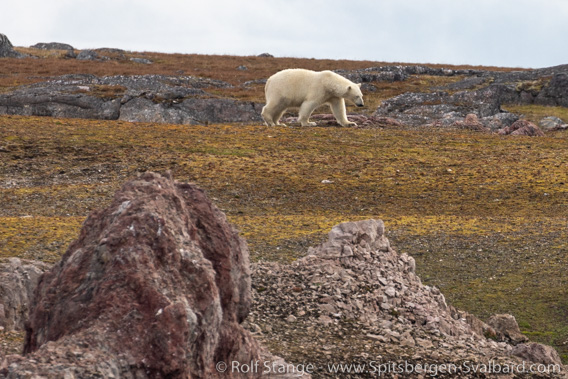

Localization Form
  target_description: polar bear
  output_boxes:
[261,69,364,127]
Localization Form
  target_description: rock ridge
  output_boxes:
[374,65,568,129]
[0,74,263,125]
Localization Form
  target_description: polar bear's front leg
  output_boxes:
[298,101,318,127]
[330,98,357,127]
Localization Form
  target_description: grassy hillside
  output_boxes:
[1,52,567,360]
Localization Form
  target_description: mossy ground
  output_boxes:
[1,114,568,359]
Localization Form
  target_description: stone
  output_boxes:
[487,314,529,345]
[0,74,263,125]
[384,287,396,297]
[31,42,74,51]
[497,119,545,136]
[286,315,297,323]
[76,49,100,61]
[416,338,433,349]
[372,64,568,128]
[2,172,301,378]
[0,33,25,58]
[119,96,263,125]
[0,258,51,331]
[511,342,563,365]
[400,332,416,348]
[482,112,521,130]
[0,80,122,120]
[130,57,152,64]
[539,116,567,131]
[318,315,333,326]
[536,73,568,107]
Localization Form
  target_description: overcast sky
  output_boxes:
[2,0,567,68]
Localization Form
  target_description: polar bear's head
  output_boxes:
[345,84,364,107]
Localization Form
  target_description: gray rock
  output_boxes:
[536,73,568,106]
[384,287,396,297]
[130,57,152,64]
[482,112,521,130]
[119,96,263,125]
[0,74,263,125]
[76,49,101,61]
[0,258,51,331]
[374,84,512,127]
[0,82,122,120]
[371,64,568,128]
[539,116,566,130]
[335,65,485,86]
[0,33,25,58]
[31,42,74,51]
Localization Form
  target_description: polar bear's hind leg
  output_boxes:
[262,99,289,126]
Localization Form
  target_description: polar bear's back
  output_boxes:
[265,69,353,104]
[265,69,325,105]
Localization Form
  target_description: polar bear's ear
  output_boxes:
[357,83,362,88]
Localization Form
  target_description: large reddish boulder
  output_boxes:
[2,172,268,378]
[498,119,545,136]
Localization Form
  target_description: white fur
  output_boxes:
[261,69,364,127]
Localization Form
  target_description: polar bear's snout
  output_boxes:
[354,97,364,107]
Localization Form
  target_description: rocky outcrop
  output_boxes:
[0,74,263,125]
[30,42,75,51]
[374,85,520,129]
[0,34,25,58]
[374,65,568,129]
[249,219,565,377]
[0,258,51,332]
[1,172,300,378]
[336,65,484,85]
[119,96,263,124]
[30,42,76,58]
